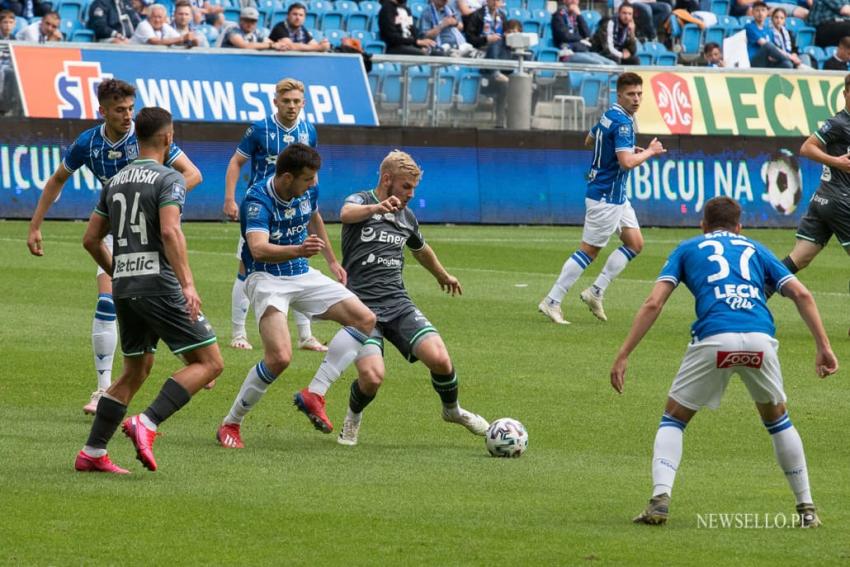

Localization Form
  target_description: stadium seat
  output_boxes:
[456,71,482,114]
[224,6,241,23]
[530,8,549,24]
[637,50,653,65]
[310,0,333,14]
[256,0,280,13]
[785,16,804,33]
[582,9,601,35]
[704,25,726,46]
[364,39,386,54]
[521,19,541,35]
[409,2,426,19]
[346,12,369,31]
[378,67,403,111]
[709,0,729,16]
[70,28,94,42]
[305,11,319,29]
[12,16,27,35]
[359,0,380,18]
[568,69,586,92]
[738,15,753,25]
[680,23,702,54]
[525,0,546,12]
[436,71,456,113]
[59,17,83,38]
[369,14,380,32]
[795,26,815,49]
[322,11,345,29]
[802,45,827,68]
[580,74,604,114]
[826,46,837,58]
[350,29,374,43]
[655,51,677,65]
[58,2,82,24]
[269,8,286,24]
[509,7,530,21]
[199,23,219,44]
[505,0,523,12]
[311,28,324,41]
[324,28,347,46]
[715,14,737,27]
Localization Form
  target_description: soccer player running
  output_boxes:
[216,144,376,449]
[26,79,203,415]
[539,72,666,325]
[295,150,489,445]
[75,107,223,474]
[223,77,326,353]
[610,196,837,527]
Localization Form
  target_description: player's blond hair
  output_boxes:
[276,78,305,95]
[379,150,422,182]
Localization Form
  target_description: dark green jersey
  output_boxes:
[340,190,426,320]
[813,109,850,196]
[94,159,187,298]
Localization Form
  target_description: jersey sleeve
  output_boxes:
[309,185,319,212]
[309,123,318,148]
[657,244,684,286]
[236,125,257,158]
[813,115,844,146]
[165,142,183,166]
[94,186,109,218]
[614,120,634,152]
[406,215,426,251]
[159,171,188,210]
[62,137,88,173]
[242,196,271,234]
[757,242,796,293]
[344,192,367,206]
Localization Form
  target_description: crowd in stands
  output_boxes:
[0,0,849,70]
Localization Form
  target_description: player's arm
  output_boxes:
[246,231,324,262]
[308,211,346,284]
[411,244,462,296]
[160,204,202,321]
[617,137,666,170]
[800,134,850,173]
[171,153,203,190]
[779,278,838,378]
[223,152,249,220]
[27,165,72,256]
[610,281,676,394]
[82,212,113,275]
[339,196,402,224]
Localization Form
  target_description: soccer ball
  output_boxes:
[764,148,802,216]
[485,418,528,458]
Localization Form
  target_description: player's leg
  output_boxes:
[540,199,608,324]
[766,199,831,298]
[581,204,643,322]
[293,309,327,352]
[86,267,117,414]
[230,252,252,349]
[338,348,385,446]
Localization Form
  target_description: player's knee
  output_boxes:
[206,349,225,378]
[427,350,453,375]
[628,241,644,255]
[359,365,384,389]
[264,351,291,375]
[353,306,376,333]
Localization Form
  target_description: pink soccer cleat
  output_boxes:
[293,388,333,433]
[122,415,158,471]
[74,451,130,474]
[216,423,244,449]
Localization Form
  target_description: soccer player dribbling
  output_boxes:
[539,72,666,325]
[611,196,837,527]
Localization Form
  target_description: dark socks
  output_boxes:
[86,396,127,449]
[143,378,191,426]
[430,368,458,405]
[349,380,376,414]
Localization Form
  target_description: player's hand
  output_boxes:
[648,137,666,156]
[833,153,850,173]
[182,284,202,322]
[329,261,347,286]
[439,274,462,296]
[223,199,239,221]
[27,227,44,256]
[610,356,628,393]
[377,196,402,214]
[815,348,838,378]
[299,234,325,257]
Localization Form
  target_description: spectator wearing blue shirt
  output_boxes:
[746,1,793,68]
[417,0,476,56]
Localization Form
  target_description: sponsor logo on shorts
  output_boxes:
[113,252,160,279]
[716,351,763,369]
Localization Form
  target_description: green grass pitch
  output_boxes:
[1,220,848,565]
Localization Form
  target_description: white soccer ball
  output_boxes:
[764,148,802,216]
[485,418,528,458]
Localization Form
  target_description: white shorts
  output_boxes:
[236,235,245,261]
[244,268,355,322]
[96,234,114,277]
[581,198,639,248]
[668,332,786,411]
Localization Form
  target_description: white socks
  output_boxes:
[547,250,593,303]
[308,327,369,396]
[231,276,250,339]
[592,246,638,295]
[224,361,277,425]
[651,415,686,497]
[92,293,117,390]
[294,310,313,342]
[765,414,812,505]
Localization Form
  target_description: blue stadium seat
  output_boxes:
[680,23,702,54]
[369,13,380,32]
[521,19,541,35]
[58,3,82,24]
[525,0,546,12]
[346,12,369,31]
[311,28,324,41]
[826,46,837,58]
[324,27,346,46]
[785,16,804,33]
[59,17,83,38]
[795,26,815,49]
[305,11,319,28]
[70,28,94,42]
[715,14,737,27]
[436,71,456,112]
[738,15,753,25]
[378,68,403,111]
[704,25,726,46]
[224,6,241,23]
[530,8,548,24]
[802,45,827,68]
[310,0,333,14]
[322,11,345,29]
[199,23,219,44]
[637,50,653,65]
[568,70,586,92]
[709,0,729,16]
[12,16,27,35]
[350,29,374,43]
[505,0,523,12]
[407,66,430,111]
[456,71,482,113]
[359,0,380,17]
[655,51,677,65]
[509,7,530,20]
[580,74,604,113]
[582,10,601,35]
[364,39,386,54]
[409,2,426,19]
[269,8,287,25]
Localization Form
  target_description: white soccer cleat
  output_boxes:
[579,288,608,322]
[298,336,329,352]
[337,416,361,446]
[538,300,570,325]
[83,388,106,415]
[442,407,489,436]
[230,335,253,350]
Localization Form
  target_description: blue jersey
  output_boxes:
[235,115,318,186]
[62,122,182,184]
[657,230,796,340]
[586,104,635,205]
[240,176,318,277]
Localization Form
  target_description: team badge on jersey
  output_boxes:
[284,207,296,219]
[270,132,277,140]
[299,133,309,144]
[619,125,630,136]
[299,200,311,214]
[283,134,295,143]
[126,144,138,161]
[170,183,186,205]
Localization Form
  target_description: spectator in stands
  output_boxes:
[808,0,850,48]
[269,2,331,52]
[552,0,616,65]
[0,8,15,39]
[465,0,511,61]
[767,0,810,20]
[16,9,62,40]
[769,7,807,67]
[3,0,53,19]
[221,6,272,49]
[171,1,207,46]
[196,0,224,26]
[824,34,850,70]
[592,2,639,64]
[702,40,725,66]
[730,0,753,17]
[131,3,188,46]
[746,1,794,68]
[378,0,436,55]
[613,0,671,42]
[418,0,475,56]
[454,0,483,30]
[88,0,142,43]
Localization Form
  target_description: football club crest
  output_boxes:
[284,207,296,219]
[126,144,138,160]
[247,204,261,219]
[298,133,309,144]
[283,134,295,143]
[170,183,186,204]
[299,200,311,214]
[107,150,122,160]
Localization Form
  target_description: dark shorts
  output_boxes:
[366,301,438,363]
[115,293,217,357]
[796,189,850,248]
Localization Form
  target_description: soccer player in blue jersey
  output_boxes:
[26,79,202,416]
[216,144,376,449]
[539,72,666,325]
[610,196,837,527]
[222,77,325,353]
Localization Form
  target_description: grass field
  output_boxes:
[1,220,849,565]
